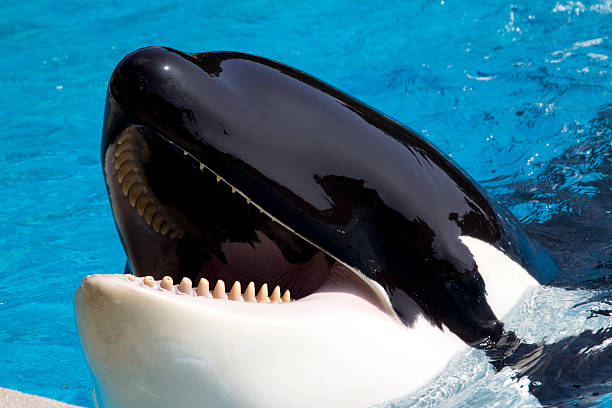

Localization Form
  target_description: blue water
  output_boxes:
[0,0,609,406]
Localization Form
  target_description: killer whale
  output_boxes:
[75,46,559,407]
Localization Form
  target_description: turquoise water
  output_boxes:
[0,0,610,406]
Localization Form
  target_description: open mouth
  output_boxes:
[105,125,394,314]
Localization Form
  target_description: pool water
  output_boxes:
[0,0,610,406]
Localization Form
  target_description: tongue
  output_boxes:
[312,262,400,320]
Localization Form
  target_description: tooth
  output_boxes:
[196,278,210,297]
[117,132,129,145]
[115,154,135,170]
[121,172,141,196]
[161,276,173,291]
[117,163,137,183]
[114,141,131,158]
[179,277,192,294]
[216,175,221,182]
[199,163,205,170]
[144,206,157,225]
[244,282,256,302]
[128,184,145,206]
[270,286,281,303]
[127,275,136,282]
[229,281,242,301]
[136,196,150,216]
[169,230,180,239]
[256,284,268,303]
[282,290,291,303]
[213,280,227,300]
[160,222,171,236]
[143,276,155,288]
[152,213,164,232]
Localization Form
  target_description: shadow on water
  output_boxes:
[488,328,612,407]
[486,105,612,407]
[517,104,611,287]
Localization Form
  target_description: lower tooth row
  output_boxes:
[130,275,291,303]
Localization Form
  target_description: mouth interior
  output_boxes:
[109,126,395,315]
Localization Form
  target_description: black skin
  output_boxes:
[102,46,558,346]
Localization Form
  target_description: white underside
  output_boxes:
[75,236,539,408]
[75,275,464,408]
[459,236,540,319]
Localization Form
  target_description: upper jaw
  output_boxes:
[103,123,334,300]
[103,122,399,316]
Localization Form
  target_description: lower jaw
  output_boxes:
[75,271,462,408]
[78,260,393,316]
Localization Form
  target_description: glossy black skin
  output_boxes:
[104,124,331,299]
[102,46,558,346]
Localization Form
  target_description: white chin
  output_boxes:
[75,267,464,408]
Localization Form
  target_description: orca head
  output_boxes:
[74,46,552,406]
[77,47,549,407]
[100,46,518,343]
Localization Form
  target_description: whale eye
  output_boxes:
[446,279,466,294]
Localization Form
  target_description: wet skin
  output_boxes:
[102,46,558,346]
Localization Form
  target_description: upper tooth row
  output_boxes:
[127,275,291,303]
[185,151,273,219]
